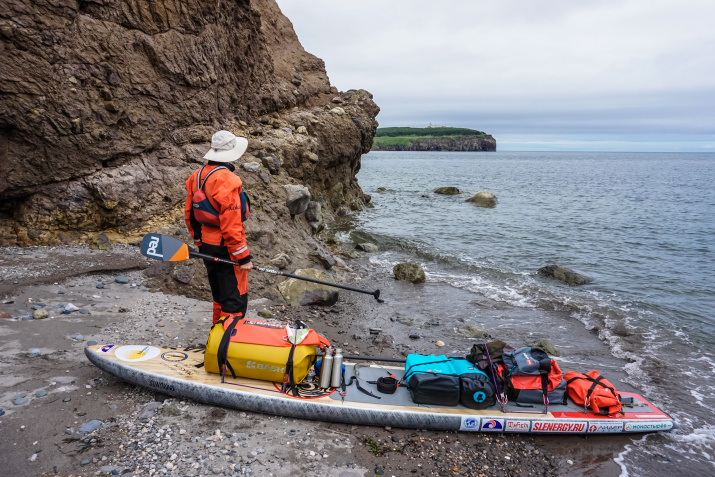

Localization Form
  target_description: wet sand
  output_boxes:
[0,244,636,476]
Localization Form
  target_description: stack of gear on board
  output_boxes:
[185,130,253,324]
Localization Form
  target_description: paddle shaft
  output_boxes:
[188,250,381,299]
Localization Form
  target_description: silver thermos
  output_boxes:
[330,348,343,389]
[319,348,334,389]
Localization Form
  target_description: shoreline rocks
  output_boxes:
[393,262,426,284]
[466,191,498,207]
[538,265,592,286]
[434,187,461,195]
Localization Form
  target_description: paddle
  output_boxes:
[140,233,384,302]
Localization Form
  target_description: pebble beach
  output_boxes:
[0,244,576,477]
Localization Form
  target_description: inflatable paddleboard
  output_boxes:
[85,344,674,434]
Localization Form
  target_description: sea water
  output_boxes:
[353,151,715,475]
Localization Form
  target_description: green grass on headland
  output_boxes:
[373,135,477,147]
[375,127,487,138]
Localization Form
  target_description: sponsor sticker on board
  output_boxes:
[460,417,480,431]
[100,344,115,353]
[115,345,161,362]
[588,421,624,433]
[531,420,588,433]
[161,351,189,362]
[480,418,504,431]
[505,419,531,432]
[623,420,673,432]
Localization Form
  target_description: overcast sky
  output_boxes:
[276,0,715,152]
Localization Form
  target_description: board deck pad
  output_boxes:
[85,344,674,434]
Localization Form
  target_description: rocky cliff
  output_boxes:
[372,136,496,152]
[0,0,379,251]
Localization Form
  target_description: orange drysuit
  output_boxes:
[185,163,251,323]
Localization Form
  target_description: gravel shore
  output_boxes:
[0,244,585,476]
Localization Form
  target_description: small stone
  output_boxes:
[369,328,382,335]
[242,162,262,173]
[63,397,71,402]
[435,341,445,347]
[57,290,65,295]
[567,459,574,465]
[70,333,84,341]
[29,454,37,462]
[96,284,104,289]
[33,309,49,320]
[64,303,80,313]
[13,397,28,405]
[115,276,129,284]
[257,309,274,319]
[409,334,421,340]
[35,390,48,398]
[78,420,101,434]
[87,340,97,346]
[80,459,90,466]
[27,348,42,358]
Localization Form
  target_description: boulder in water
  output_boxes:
[466,191,497,208]
[355,243,378,253]
[457,325,491,339]
[538,265,591,286]
[277,269,339,306]
[393,262,426,284]
[525,338,563,356]
[434,187,460,195]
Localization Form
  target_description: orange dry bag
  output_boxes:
[564,370,622,415]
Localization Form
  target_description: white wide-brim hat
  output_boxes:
[203,130,248,162]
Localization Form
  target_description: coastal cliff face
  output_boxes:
[0,0,379,247]
[372,136,496,152]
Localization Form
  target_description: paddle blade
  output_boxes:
[140,234,189,262]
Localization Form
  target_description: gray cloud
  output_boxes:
[277,0,715,151]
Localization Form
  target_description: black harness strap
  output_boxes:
[216,316,240,379]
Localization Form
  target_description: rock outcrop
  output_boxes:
[372,136,496,152]
[466,191,498,207]
[393,262,426,284]
[538,265,592,286]
[0,0,379,249]
[434,187,461,195]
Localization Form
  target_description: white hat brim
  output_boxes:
[203,137,248,162]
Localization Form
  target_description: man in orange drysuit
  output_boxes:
[184,130,253,324]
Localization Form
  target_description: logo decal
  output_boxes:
[145,236,163,258]
[532,421,587,433]
[623,421,673,432]
[481,419,504,430]
[115,345,161,362]
[505,420,531,432]
[100,344,115,353]
[161,351,188,362]
[246,360,285,373]
[588,422,624,433]
[461,418,479,430]
[149,379,176,393]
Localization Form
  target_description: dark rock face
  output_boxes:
[538,265,592,286]
[0,0,379,245]
[372,136,496,152]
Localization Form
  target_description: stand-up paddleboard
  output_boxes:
[85,344,674,434]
